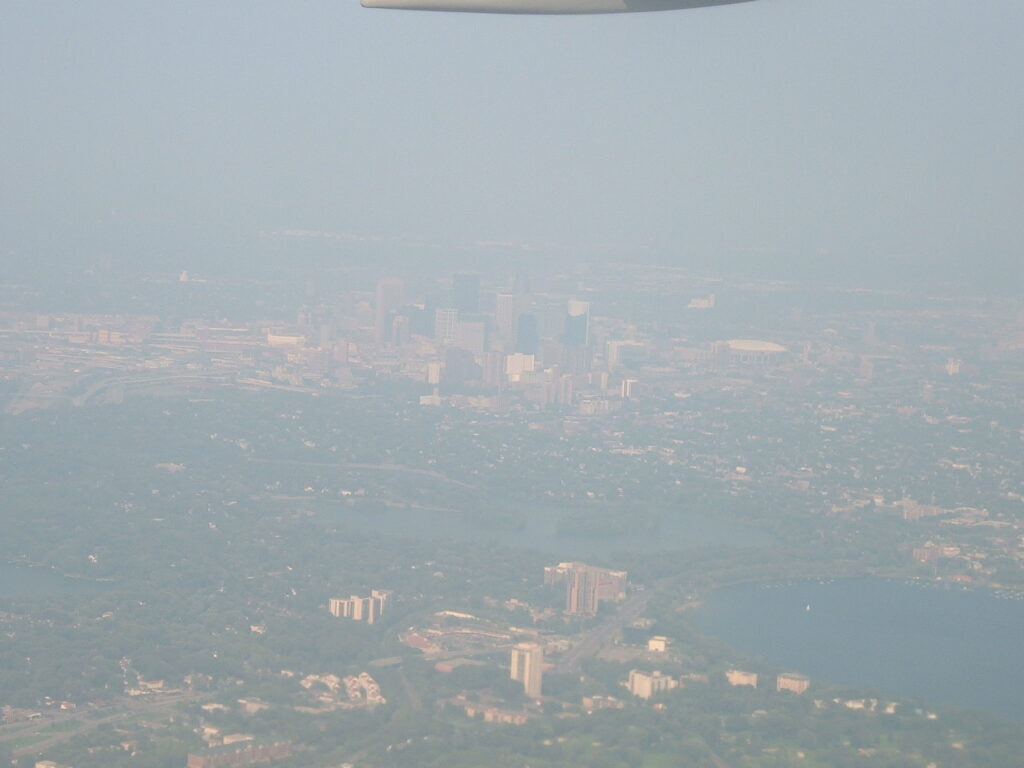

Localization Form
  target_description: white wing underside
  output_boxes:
[362,0,755,14]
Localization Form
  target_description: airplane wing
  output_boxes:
[362,0,756,14]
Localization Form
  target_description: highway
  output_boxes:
[554,589,651,674]
[2,690,210,759]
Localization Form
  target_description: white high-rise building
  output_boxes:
[495,293,522,345]
[328,590,390,625]
[510,642,543,699]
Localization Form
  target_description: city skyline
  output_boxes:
[1,257,1022,765]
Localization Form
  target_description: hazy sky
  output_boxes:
[2,0,1022,288]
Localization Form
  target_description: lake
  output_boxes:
[693,577,1024,721]
[333,504,768,557]
[0,561,107,599]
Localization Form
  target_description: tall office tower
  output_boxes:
[452,273,480,313]
[564,300,590,347]
[455,319,488,356]
[554,374,574,405]
[408,305,434,338]
[538,301,567,341]
[495,293,521,346]
[434,308,459,344]
[374,279,405,346]
[566,567,599,616]
[483,350,505,388]
[563,345,592,375]
[510,642,543,699]
[318,323,333,349]
[620,378,637,399]
[515,314,539,355]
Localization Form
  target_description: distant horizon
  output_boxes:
[3,0,1023,297]
[2,232,1018,298]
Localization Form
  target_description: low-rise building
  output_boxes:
[647,635,670,653]
[726,669,758,688]
[185,742,291,768]
[626,669,678,700]
[237,698,271,715]
[582,695,624,713]
[776,672,811,694]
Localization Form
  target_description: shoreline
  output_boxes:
[687,564,1024,605]
[686,573,1024,722]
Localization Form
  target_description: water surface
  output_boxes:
[694,578,1024,720]
[333,504,767,557]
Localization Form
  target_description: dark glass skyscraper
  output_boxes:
[515,314,539,355]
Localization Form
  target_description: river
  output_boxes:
[693,577,1024,721]
[332,503,768,557]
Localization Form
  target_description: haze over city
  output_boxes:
[2,0,1022,290]
[1,2,1023,768]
